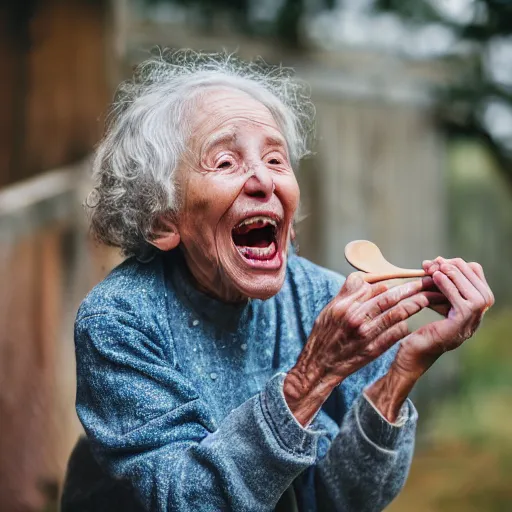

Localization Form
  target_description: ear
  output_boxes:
[149,216,180,252]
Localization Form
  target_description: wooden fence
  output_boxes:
[0,163,120,512]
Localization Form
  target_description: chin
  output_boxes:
[223,248,289,301]
[237,271,287,300]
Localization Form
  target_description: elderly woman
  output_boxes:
[62,51,493,512]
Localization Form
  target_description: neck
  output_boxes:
[179,247,249,304]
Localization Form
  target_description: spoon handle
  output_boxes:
[360,269,426,283]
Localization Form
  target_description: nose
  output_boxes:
[243,164,274,199]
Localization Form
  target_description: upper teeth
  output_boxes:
[236,216,277,228]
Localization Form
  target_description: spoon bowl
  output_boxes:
[345,240,426,283]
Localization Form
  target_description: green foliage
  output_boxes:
[426,307,512,446]
[459,308,512,392]
[375,0,512,186]
[389,308,512,512]
[142,0,335,47]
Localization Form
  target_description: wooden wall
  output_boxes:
[0,0,109,188]
[297,97,445,274]
[0,1,110,510]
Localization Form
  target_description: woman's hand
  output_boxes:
[366,257,494,422]
[284,273,437,425]
[392,257,494,381]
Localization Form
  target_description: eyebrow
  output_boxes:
[202,132,287,153]
[264,136,287,150]
[203,132,237,152]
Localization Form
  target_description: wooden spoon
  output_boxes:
[345,240,426,283]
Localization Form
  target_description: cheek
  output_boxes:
[278,175,300,216]
[179,173,245,238]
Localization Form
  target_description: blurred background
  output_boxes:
[1,0,511,510]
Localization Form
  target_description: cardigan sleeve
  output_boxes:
[75,311,324,512]
[315,394,417,512]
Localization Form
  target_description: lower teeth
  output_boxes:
[238,242,276,259]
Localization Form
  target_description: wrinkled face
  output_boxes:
[175,87,300,302]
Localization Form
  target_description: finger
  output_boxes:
[354,278,430,322]
[339,272,389,304]
[333,280,390,322]
[448,258,494,307]
[333,273,375,318]
[423,257,442,275]
[369,281,390,298]
[426,256,445,275]
[424,291,451,317]
[439,261,484,306]
[468,261,487,283]
[468,262,495,307]
[420,276,438,290]
[341,272,371,296]
[365,320,410,360]
[358,292,430,340]
[432,270,466,309]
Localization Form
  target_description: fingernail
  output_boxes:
[423,259,432,267]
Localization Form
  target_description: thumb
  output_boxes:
[341,271,371,298]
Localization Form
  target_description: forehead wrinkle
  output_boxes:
[199,117,286,155]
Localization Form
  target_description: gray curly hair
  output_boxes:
[88,49,315,258]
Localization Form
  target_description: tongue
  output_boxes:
[238,241,277,261]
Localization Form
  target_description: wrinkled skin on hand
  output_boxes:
[285,256,494,426]
[284,273,444,425]
[392,257,495,381]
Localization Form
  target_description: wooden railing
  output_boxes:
[0,161,120,512]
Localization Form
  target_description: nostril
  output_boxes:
[247,189,267,199]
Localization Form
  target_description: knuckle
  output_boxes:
[380,318,394,336]
[329,299,346,318]
[401,298,421,318]
[416,293,430,309]
[361,281,372,295]
[373,282,389,294]
[440,263,455,275]
[357,322,372,339]
[470,262,483,273]
[385,287,404,307]
[394,320,410,339]
[400,322,410,338]
[374,296,389,314]
[345,311,361,331]
[344,272,364,291]
[386,307,403,326]
[452,257,465,267]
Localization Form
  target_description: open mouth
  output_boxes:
[231,216,279,261]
